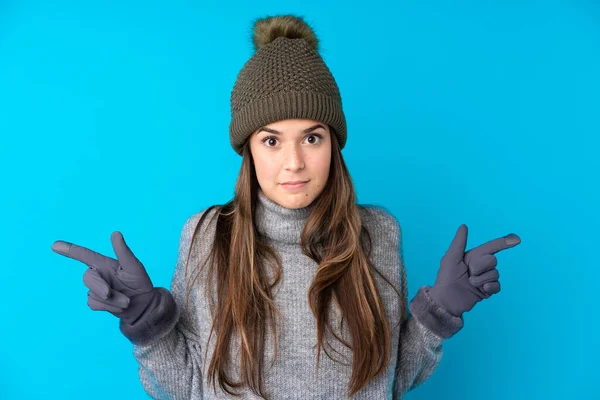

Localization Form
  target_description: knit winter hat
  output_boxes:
[229,15,347,155]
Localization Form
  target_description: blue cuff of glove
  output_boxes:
[409,286,464,339]
[119,288,180,346]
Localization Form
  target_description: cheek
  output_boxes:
[254,157,279,181]
[319,159,331,181]
[308,151,331,181]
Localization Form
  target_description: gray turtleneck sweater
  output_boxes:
[127,190,464,399]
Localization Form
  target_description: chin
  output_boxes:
[277,189,316,209]
[280,197,310,209]
[287,199,312,209]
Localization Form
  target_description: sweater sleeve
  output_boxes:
[392,218,464,397]
[393,287,464,396]
[126,212,208,400]
[393,312,443,396]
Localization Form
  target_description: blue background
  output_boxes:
[1,0,598,399]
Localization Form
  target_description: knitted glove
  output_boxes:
[427,224,521,317]
[52,231,179,345]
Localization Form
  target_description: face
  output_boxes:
[249,119,332,209]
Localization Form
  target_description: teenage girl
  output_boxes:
[52,14,521,400]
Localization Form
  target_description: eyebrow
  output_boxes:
[257,124,327,135]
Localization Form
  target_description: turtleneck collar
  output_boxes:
[255,188,314,245]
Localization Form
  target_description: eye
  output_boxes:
[305,133,323,144]
[261,136,279,147]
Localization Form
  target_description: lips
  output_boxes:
[281,180,308,189]
[281,181,307,185]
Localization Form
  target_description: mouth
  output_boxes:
[281,180,308,190]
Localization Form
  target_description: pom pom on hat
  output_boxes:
[251,15,319,52]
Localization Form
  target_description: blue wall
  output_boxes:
[1,0,597,399]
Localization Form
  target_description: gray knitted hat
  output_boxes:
[229,15,347,155]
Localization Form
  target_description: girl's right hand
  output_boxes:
[52,231,159,326]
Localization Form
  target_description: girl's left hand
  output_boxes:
[427,224,521,317]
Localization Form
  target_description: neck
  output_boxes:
[255,189,314,245]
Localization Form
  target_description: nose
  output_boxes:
[283,144,305,172]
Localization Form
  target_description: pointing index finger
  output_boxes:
[52,240,118,271]
[470,233,521,258]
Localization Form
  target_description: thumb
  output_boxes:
[110,231,144,272]
[443,224,468,264]
[110,231,154,293]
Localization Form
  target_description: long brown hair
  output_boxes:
[182,130,408,398]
